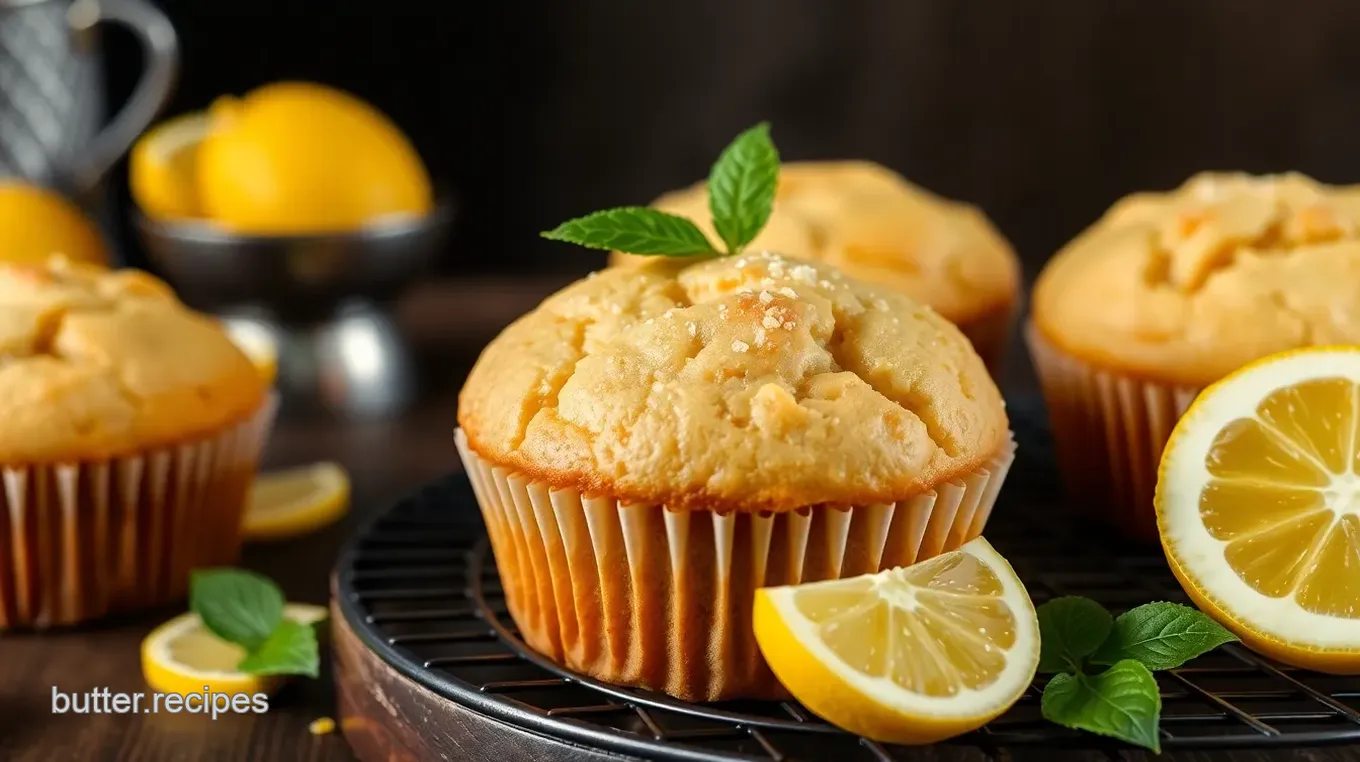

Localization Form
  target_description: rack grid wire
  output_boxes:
[333,397,1360,760]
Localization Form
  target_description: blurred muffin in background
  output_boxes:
[1029,171,1360,539]
[611,161,1021,376]
[456,251,1014,701]
[0,258,275,629]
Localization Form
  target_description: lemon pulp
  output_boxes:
[792,552,1017,696]
[1200,377,1360,617]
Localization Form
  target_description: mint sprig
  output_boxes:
[190,568,324,678]
[1042,660,1163,752]
[541,122,780,257]
[541,207,712,255]
[236,619,321,678]
[1091,600,1239,671]
[1037,596,1111,674]
[707,122,779,255]
[1038,598,1237,753]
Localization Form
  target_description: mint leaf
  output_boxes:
[1037,596,1113,673]
[707,122,779,255]
[190,568,284,650]
[1092,602,1238,670]
[1042,660,1162,753]
[237,619,319,678]
[541,207,714,256]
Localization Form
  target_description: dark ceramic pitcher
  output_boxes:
[0,0,177,198]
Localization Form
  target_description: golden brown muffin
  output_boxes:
[1029,171,1360,538]
[457,252,1014,700]
[0,258,274,629]
[0,261,267,462]
[610,161,1021,375]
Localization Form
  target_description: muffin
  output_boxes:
[0,258,274,629]
[456,251,1014,701]
[1030,171,1360,540]
[610,161,1021,376]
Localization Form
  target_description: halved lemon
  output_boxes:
[244,462,350,541]
[1158,346,1360,673]
[223,320,278,386]
[130,112,211,220]
[142,603,327,696]
[753,537,1039,744]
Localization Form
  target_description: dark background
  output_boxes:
[104,0,1360,283]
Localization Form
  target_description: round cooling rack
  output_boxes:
[331,397,1360,761]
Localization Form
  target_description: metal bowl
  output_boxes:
[134,199,453,323]
[134,199,454,416]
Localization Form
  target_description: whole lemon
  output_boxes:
[0,183,108,264]
[196,82,433,234]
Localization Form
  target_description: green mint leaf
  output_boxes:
[541,207,714,256]
[237,619,320,678]
[1092,602,1238,671]
[1037,596,1113,673]
[190,568,285,650]
[1041,660,1163,753]
[707,121,779,255]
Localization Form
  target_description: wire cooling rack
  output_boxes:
[333,397,1360,760]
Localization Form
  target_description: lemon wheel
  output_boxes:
[753,536,1039,744]
[1158,346,1360,673]
[141,603,327,696]
[243,462,350,541]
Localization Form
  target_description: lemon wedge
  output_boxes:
[223,320,278,386]
[130,112,211,220]
[244,462,350,541]
[1158,346,1360,673]
[141,603,327,696]
[753,536,1039,744]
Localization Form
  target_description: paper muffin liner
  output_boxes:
[960,302,1016,380]
[1026,323,1201,540]
[455,429,1016,702]
[0,396,278,630]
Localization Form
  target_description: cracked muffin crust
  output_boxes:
[0,258,267,463]
[610,161,1019,342]
[458,251,1009,513]
[1034,172,1360,386]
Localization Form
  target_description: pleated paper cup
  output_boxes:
[455,429,1016,702]
[960,301,1016,380]
[1026,322,1200,540]
[0,396,277,630]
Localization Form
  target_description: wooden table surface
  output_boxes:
[2,278,1358,762]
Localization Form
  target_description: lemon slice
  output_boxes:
[753,536,1039,744]
[244,462,350,541]
[142,603,327,696]
[130,112,211,220]
[223,320,278,386]
[1158,346,1360,673]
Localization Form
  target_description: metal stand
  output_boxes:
[221,301,417,418]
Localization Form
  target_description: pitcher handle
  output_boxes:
[65,0,179,196]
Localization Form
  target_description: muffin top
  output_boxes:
[1033,172,1360,386]
[459,252,1008,513]
[609,161,1020,325]
[0,258,267,463]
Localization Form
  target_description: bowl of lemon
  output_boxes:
[131,81,451,416]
